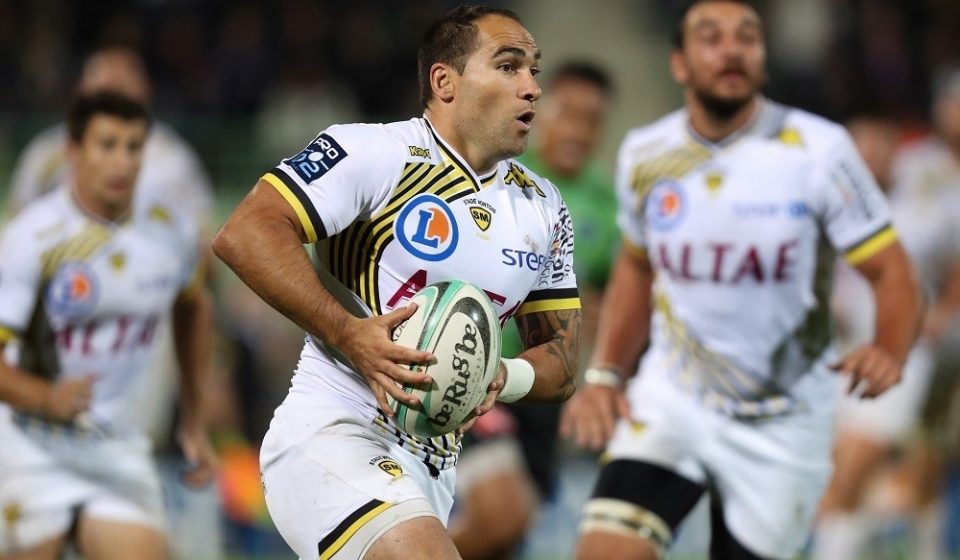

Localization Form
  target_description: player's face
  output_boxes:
[537,78,607,177]
[70,115,148,218]
[456,15,541,164]
[671,1,766,117]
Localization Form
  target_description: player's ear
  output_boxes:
[670,50,689,86]
[430,63,456,104]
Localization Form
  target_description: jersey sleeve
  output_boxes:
[812,130,897,265]
[0,218,43,342]
[516,198,580,316]
[614,136,647,256]
[261,124,405,243]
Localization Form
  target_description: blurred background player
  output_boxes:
[561,1,922,559]
[5,45,221,560]
[449,60,617,560]
[814,71,960,560]
[0,91,215,560]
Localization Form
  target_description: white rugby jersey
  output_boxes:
[617,99,895,418]
[7,122,213,229]
[264,117,579,469]
[834,136,960,346]
[0,189,200,432]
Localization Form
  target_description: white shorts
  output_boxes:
[0,410,165,554]
[837,342,934,442]
[261,396,456,560]
[604,363,836,559]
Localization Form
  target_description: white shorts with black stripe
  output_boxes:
[261,395,456,560]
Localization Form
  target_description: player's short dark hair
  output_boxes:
[672,0,759,50]
[417,5,524,108]
[67,90,151,142]
[548,61,614,98]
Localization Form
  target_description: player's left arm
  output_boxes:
[837,239,923,398]
[511,307,582,402]
[172,262,217,485]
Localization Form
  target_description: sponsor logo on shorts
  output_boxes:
[283,133,348,183]
[47,262,99,317]
[645,181,686,231]
[371,456,403,477]
[395,194,459,261]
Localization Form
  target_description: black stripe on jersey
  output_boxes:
[316,498,385,557]
[271,167,329,239]
[843,221,892,255]
[524,287,580,303]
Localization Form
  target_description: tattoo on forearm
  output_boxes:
[517,309,582,397]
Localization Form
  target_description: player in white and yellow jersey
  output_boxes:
[0,92,215,560]
[560,2,922,559]
[213,6,581,560]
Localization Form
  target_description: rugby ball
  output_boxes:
[388,280,501,438]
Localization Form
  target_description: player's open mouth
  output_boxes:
[516,110,535,130]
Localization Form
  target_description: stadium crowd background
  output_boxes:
[1,0,959,558]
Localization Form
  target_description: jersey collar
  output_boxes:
[423,116,499,190]
[685,96,772,150]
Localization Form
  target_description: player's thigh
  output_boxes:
[365,515,461,560]
[76,516,166,560]
[578,459,705,560]
[262,423,455,560]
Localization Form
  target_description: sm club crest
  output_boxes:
[469,206,492,231]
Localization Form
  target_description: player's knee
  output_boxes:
[578,497,673,560]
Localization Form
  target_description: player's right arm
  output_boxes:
[559,243,652,450]
[212,128,433,414]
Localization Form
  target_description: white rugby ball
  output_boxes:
[388,280,501,438]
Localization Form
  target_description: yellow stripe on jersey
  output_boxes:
[629,141,712,202]
[0,325,18,343]
[317,500,393,560]
[845,225,897,266]
[40,223,111,280]
[516,297,581,316]
[262,172,319,243]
